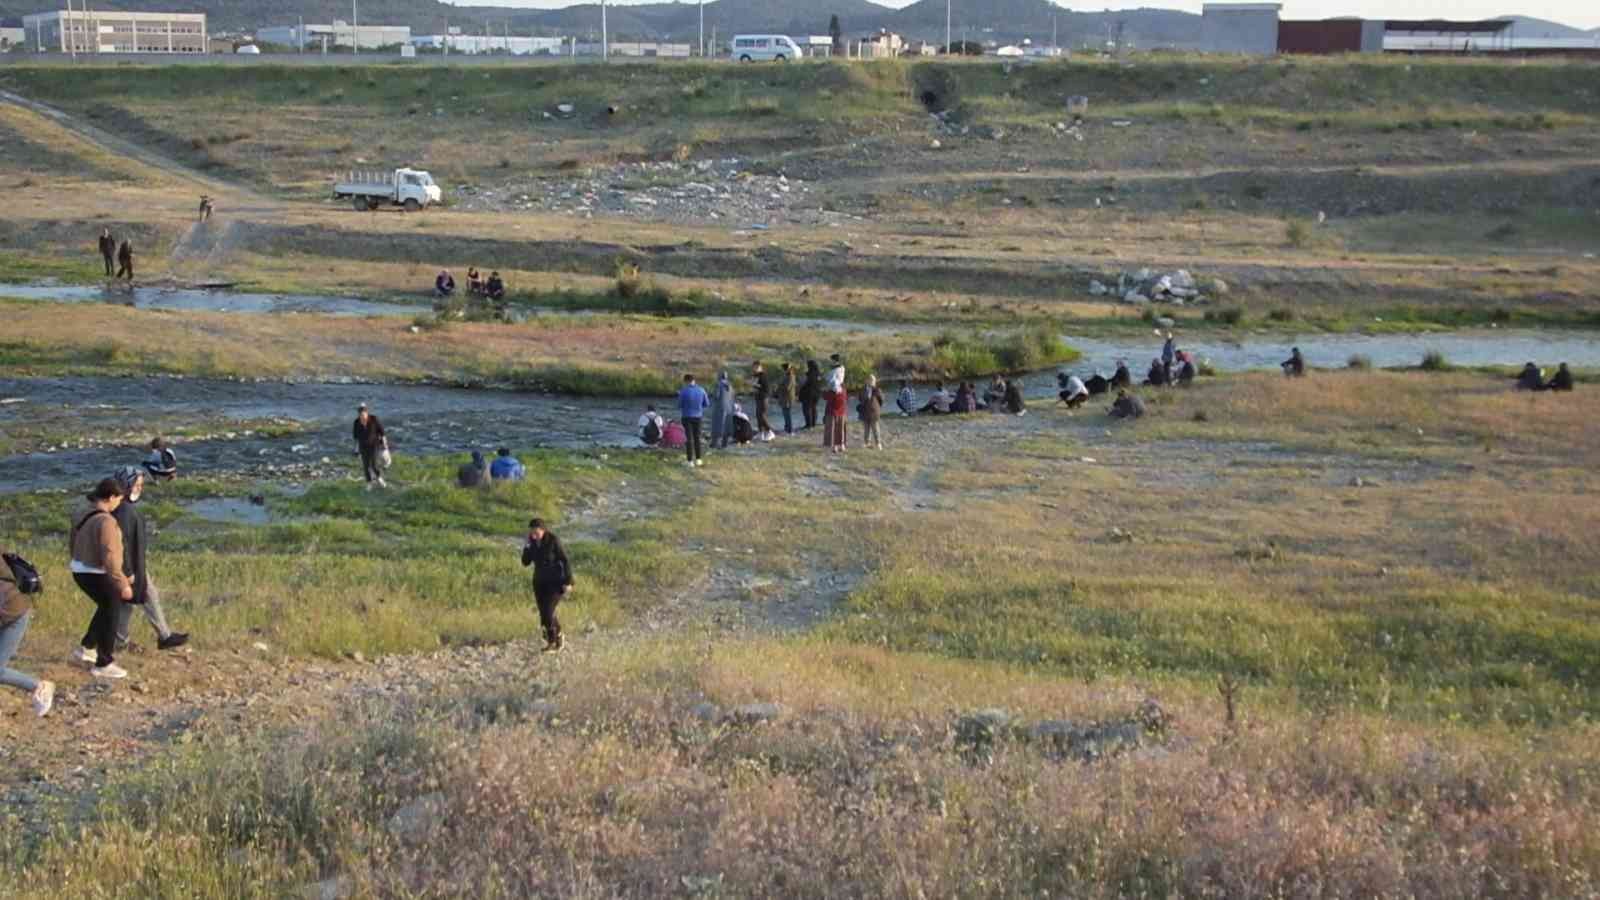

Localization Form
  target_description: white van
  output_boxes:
[731,34,802,62]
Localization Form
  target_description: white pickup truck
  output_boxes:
[334,167,442,211]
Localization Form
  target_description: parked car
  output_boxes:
[731,34,802,62]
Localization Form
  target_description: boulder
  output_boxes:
[1122,291,1149,305]
[1087,280,1108,296]
[955,708,1012,753]
[725,702,781,726]
[688,702,722,723]
[1208,277,1230,296]
[1170,269,1196,290]
[386,792,447,843]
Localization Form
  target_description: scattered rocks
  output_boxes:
[1096,267,1212,305]
[298,877,350,900]
[957,702,1168,762]
[1108,527,1136,543]
[688,701,722,723]
[725,702,782,727]
[386,792,447,842]
[1087,279,1108,296]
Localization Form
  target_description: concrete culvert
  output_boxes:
[912,66,960,115]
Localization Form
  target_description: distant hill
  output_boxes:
[1497,14,1594,37]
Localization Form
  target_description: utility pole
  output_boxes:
[945,0,951,54]
[351,0,358,56]
[601,0,608,61]
[297,14,303,53]
[1052,13,1057,55]
[698,0,704,58]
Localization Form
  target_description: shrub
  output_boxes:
[1205,307,1244,325]
[1347,354,1372,370]
[614,261,643,299]
[1285,219,1311,248]
[1266,308,1296,323]
[1420,350,1449,371]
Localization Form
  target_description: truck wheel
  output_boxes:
[352,195,368,211]
[739,54,752,63]
[775,55,787,62]
[403,198,421,212]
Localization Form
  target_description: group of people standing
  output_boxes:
[96,227,135,281]
[668,354,880,464]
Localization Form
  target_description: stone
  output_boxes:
[1087,279,1108,296]
[688,702,721,723]
[1155,316,1176,328]
[1122,291,1149,305]
[955,708,1012,753]
[386,792,447,842]
[298,877,350,900]
[1170,269,1196,290]
[1208,277,1231,296]
[725,703,781,726]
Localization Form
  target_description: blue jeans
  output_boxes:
[0,611,39,693]
[781,404,793,434]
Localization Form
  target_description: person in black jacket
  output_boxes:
[352,403,387,489]
[108,467,188,652]
[751,361,773,441]
[116,240,134,281]
[97,227,117,277]
[1546,362,1574,392]
[798,360,822,430]
[521,518,573,652]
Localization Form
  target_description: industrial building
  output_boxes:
[411,33,565,55]
[21,9,207,54]
[256,21,410,50]
[1,18,24,49]
[1199,3,1281,55]
[572,41,690,57]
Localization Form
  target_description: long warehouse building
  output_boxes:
[22,9,207,53]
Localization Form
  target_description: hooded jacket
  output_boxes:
[712,373,735,419]
[458,451,488,487]
[70,500,130,597]
[777,368,798,405]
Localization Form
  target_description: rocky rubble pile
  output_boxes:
[1087,268,1229,306]
[452,158,849,228]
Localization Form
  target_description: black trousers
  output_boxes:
[802,399,818,429]
[682,417,704,462]
[359,445,381,482]
[536,587,562,645]
[116,260,134,280]
[75,572,122,667]
[102,253,115,276]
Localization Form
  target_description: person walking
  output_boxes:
[520,518,573,653]
[823,354,847,453]
[859,374,885,450]
[678,373,710,467]
[115,240,135,281]
[1,551,54,716]
[97,227,117,277]
[799,360,822,430]
[752,361,774,442]
[352,403,387,489]
[70,478,133,680]
[109,467,188,653]
[777,362,798,436]
[711,370,736,450]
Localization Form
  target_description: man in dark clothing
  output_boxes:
[485,271,506,301]
[521,518,573,652]
[458,450,488,487]
[799,360,822,430]
[1110,361,1132,390]
[1547,363,1574,392]
[751,361,773,441]
[1282,348,1306,377]
[1108,390,1146,420]
[97,228,117,277]
[352,403,387,489]
[1516,363,1544,391]
[777,362,798,435]
[108,467,189,651]
[1004,378,1026,415]
[116,240,134,281]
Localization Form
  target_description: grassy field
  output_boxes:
[2,371,1598,896]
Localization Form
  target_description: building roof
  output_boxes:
[1202,3,1283,12]
[1384,19,1514,34]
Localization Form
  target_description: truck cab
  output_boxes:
[395,168,441,207]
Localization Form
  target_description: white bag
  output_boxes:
[378,439,393,470]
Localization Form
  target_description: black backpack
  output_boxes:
[2,553,42,595]
[643,419,662,444]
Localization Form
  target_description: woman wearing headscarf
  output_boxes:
[109,466,188,653]
[71,478,133,679]
[711,371,736,450]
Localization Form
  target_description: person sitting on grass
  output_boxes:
[731,403,756,446]
[142,437,178,482]
[485,271,506,302]
[490,447,525,482]
[954,383,980,414]
[1144,358,1168,387]
[1004,377,1026,416]
[1175,357,1197,386]
[638,405,665,446]
[919,383,952,415]
[660,419,687,450]
[983,375,1008,411]
[1058,373,1089,409]
[896,381,917,416]
[458,450,489,488]
[1546,362,1574,392]
[1108,390,1146,420]
[435,269,456,298]
[1516,362,1544,390]
[466,267,484,295]
[1110,360,1133,390]
[1282,347,1306,377]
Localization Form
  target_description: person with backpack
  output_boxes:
[352,403,387,490]
[490,447,526,482]
[777,362,798,436]
[109,467,189,653]
[458,450,489,488]
[520,518,573,652]
[751,361,775,442]
[1,550,54,716]
[858,374,885,450]
[799,360,822,430]
[70,478,133,680]
[677,374,710,467]
[638,405,666,446]
[143,437,178,482]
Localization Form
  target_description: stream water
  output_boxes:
[0,282,428,317]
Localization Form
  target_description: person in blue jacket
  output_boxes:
[677,373,710,467]
[489,447,525,482]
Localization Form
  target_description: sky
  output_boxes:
[468,0,1600,31]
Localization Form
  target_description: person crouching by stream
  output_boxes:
[110,467,188,653]
[521,518,573,653]
[353,403,387,490]
[71,478,133,680]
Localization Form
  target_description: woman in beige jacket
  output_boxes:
[70,478,132,679]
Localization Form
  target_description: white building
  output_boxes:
[22,9,207,53]
[1,19,25,49]
[411,33,565,55]
[256,21,410,50]
[1200,2,1282,54]
[573,41,690,57]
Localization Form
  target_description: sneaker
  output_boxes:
[31,681,54,718]
[695,459,704,467]
[365,482,374,492]
[90,663,128,680]
[157,632,190,651]
[377,477,388,489]
[73,646,96,666]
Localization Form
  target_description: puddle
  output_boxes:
[0,282,427,318]
[184,497,273,526]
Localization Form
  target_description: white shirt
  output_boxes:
[637,411,664,432]
[1064,376,1088,399]
[930,390,952,412]
[827,365,846,393]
